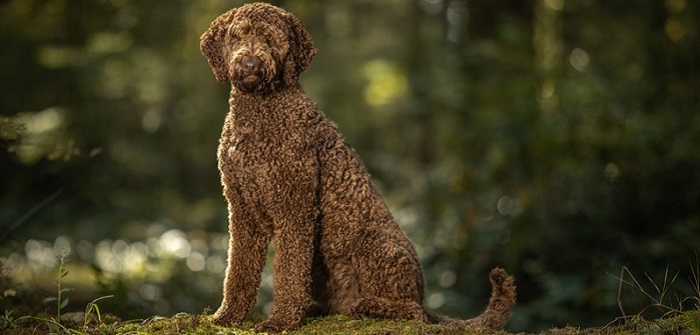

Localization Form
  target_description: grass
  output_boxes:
[83,295,115,328]
[612,256,700,322]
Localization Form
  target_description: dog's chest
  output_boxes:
[217,108,309,192]
[219,124,280,176]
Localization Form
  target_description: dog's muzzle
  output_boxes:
[236,56,264,92]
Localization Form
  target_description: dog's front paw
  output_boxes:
[211,307,243,328]
[254,317,300,333]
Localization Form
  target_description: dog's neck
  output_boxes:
[226,84,307,130]
[229,84,296,104]
[229,81,306,103]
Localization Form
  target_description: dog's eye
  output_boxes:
[233,23,251,38]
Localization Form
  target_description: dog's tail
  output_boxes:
[426,267,516,330]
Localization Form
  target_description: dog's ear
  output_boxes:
[282,12,316,86]
[200,8,237,83]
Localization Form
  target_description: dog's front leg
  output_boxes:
[213,207,272,327]
[255,208,316,332]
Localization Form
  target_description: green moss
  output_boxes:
[2,310,699,335]
[285,315,474,335]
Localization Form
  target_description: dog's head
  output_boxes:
[200,3,316,94]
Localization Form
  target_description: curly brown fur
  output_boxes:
[200,2,516,333]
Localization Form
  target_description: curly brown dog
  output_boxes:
[200,2,515,333]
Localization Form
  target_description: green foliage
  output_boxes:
[42,248,73,321]
[84,295,114,328]
[1,309,17,330]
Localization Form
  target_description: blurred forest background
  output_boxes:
[1,0,699,332]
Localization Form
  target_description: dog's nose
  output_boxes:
[242,56,261,71]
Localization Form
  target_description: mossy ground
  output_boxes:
[2,310,699,335]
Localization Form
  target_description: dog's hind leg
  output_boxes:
[350,296,426,321]
[347,235,427,321]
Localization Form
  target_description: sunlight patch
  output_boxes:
[362,59,408,108]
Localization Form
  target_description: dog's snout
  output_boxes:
[242,56,261,71]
